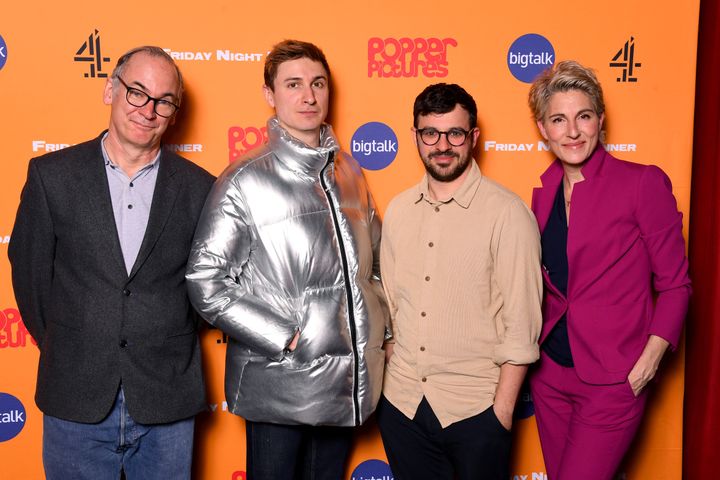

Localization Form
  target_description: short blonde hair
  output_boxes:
[528,60,605,121]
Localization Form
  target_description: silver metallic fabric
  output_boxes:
[186,118,389,426]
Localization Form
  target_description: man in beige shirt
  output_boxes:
[377,83,542,479]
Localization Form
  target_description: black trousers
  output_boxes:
[376,395,512,480]
[245,420,353,480]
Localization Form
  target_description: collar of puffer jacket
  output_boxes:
[267,117,340,176]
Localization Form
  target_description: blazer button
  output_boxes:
[119,339,128,348]
[123,289,131,296]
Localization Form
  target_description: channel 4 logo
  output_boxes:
[507,33,555,83]
[0,34,8,71]
[74,29,111,78]
[610,36,641,82]
[228,125,268,163]
[368,37,457,78]
[0,393,26,442]
[351,122,398,171]
[351,459,393,480]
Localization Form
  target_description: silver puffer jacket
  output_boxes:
[186,118,389,427]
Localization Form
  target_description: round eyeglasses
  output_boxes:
[416,127,473,147]
[116,76,180,118]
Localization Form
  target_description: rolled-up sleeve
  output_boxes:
[492,199,543,366]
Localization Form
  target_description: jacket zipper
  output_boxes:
[320,152,361,426]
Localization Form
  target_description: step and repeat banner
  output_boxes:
[0,1,698,479]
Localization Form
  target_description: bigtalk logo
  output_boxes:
[0,393,26,442]
[351,459,393,480]
[351,122,398,171]
[507,34,555,83]
[0,34,8,71]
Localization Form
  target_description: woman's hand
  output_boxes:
[627,335,670,396]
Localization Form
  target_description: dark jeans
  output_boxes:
[377,395,512,480]
[245,420,353,480]
[43,387,194,480]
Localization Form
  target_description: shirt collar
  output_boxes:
[101,131,161,173]
[414,160,483,209]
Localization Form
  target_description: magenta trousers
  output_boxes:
[530,352,648,480]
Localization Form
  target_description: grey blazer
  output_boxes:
[9,132,215,424]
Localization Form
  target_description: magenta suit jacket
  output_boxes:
[531,147,691,385]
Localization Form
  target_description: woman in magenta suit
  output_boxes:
[527,60,691,479]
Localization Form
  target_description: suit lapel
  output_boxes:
[128,153,181,280]
[566,148,609,298]
[81,139,129,279]
[532,160,563,234]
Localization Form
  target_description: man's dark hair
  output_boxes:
[413,83,477,128]
[264,40,331,91]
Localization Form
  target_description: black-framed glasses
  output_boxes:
[116,76,179,118]
[416,127,473,147]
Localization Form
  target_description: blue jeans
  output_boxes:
[43,387,195,480]
[245,420,353,480]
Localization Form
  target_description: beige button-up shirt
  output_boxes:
[381,161,542,427]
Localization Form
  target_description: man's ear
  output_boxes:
[103,78,114,106]
[263,84,275,109]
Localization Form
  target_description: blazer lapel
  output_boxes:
[532,160,563,234]
[81,141,128,279]
[566,147,609,298]
[128,153,181,280]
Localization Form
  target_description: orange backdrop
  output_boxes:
[0,1,698,478]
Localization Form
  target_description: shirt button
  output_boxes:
[128,204,133,209]
[119,339,128,348]
[434,206,440,212]
[123,289,131,296]
[425,276,430,282]
[428,242,434,247]
[420,346,426,351]
[421,377,427,382]
[129,182,134,188]
[420,312,427,317]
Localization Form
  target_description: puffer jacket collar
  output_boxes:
[267,117,340,178]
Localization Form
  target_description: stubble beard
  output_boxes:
[422,149,472,183]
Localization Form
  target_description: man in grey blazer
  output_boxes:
[8,46,214,480]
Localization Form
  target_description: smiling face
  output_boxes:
[414,104,479,184]
[103,52,181,152]
[263,57,329,147]
[537,89,605,173]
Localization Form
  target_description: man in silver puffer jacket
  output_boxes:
[186,40,389,480]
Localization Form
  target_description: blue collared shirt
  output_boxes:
[101,134,159,274]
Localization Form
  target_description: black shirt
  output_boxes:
[540,183,574,367]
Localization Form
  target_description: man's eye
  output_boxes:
[128,89,147,100]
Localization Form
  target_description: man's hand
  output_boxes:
[493,363,528,432]
[287,331,300,352]
[492,403,513,431]
[383,341,395,363]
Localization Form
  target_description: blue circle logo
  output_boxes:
[351,122,398,170]
[0,393,26,442]
[0,35,7,71]
[351,459,393,480]
[507,33,555,83]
